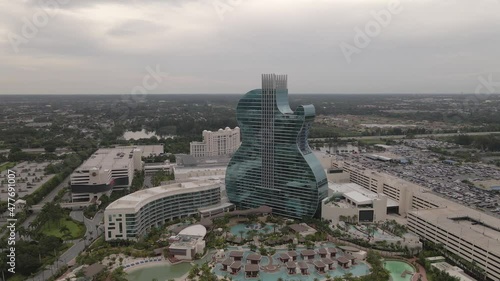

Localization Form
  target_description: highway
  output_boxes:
[310,131,500,141]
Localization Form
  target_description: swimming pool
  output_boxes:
[126,252,213,280]
[383,260,415,281]
[127,262,191,280]
[229,223,275,238]
[215,247,370,281]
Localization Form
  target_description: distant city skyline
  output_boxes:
[1,0,499,95]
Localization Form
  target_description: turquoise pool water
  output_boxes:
[383,260,415,281]
[126,253,213,280]
[214,262,370,281]
[127,262,191,280]
[229,223,275,238]
[214,246,370,281]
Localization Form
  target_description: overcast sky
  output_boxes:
[1,0,499,95]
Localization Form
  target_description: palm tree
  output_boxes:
[17,226,27,240]
[263,228,270,235]
[238,230,245,240]
[344,272,355,281]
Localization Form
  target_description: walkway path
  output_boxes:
[261,255,279,273]
[408,258,428,281]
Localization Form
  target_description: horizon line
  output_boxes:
[0,92,498,96]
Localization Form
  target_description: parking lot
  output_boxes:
[340,139,500,217]
[0,161,59,201]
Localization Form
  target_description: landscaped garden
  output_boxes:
[62,211,429,281]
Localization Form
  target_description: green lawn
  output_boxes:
[0,162,16,172]
[41,217,86,240]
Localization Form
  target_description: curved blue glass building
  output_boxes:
[226,74,328,218]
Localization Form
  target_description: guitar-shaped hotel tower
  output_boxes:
[226,74,328,218]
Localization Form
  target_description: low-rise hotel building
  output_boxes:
[322,182,391,224]
[70,147,143,202]
[168,225,207,260]
[104,179,222,241]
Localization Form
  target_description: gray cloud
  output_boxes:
[0,0,499,94]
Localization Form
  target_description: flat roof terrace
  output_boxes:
[411,204,500,254]
[327,182,399,207]
[77,147,135,171]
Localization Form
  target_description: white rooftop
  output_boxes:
[106,179,222,212]
[431,262,477,281]
[78,147,135,170]
[344,191,372,205]
[328,182,399,207]
[178,224,207,238]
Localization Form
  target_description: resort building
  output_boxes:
[327,160,441,216]
[173,165,226,181]
[190,127,241,158]
[168,225,207,260]
[226,74,328,218]
[429,260,477,281]
[325,159,500,281]
[408,206,500,281]
[143,161,173,175]
[70,146,145,202]
[321,182,391,224]
[104,179,223,241]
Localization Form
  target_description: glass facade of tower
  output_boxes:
[226,74,328,218]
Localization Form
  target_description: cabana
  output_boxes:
[327,247,338,258]
[230,261,242,274]
[337,256,350,269]
[244,264,259,278]
[298,261,309,275]
[344,253,356,265]
[229,251,244,261]
[286,261,297,274]
[313,260,326,273]
[300,249,316,260]
[279,253,290,263]
[287,251,298,261]
[222,258,233,271]
[322,258,335,270]
[247,253,262,264]
[318,248,328,258]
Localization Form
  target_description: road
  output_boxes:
[13,175,104,281]
[31,202,91,211]
[310,131,500,141]
[20,176,70,229]
[28,210,104,281]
